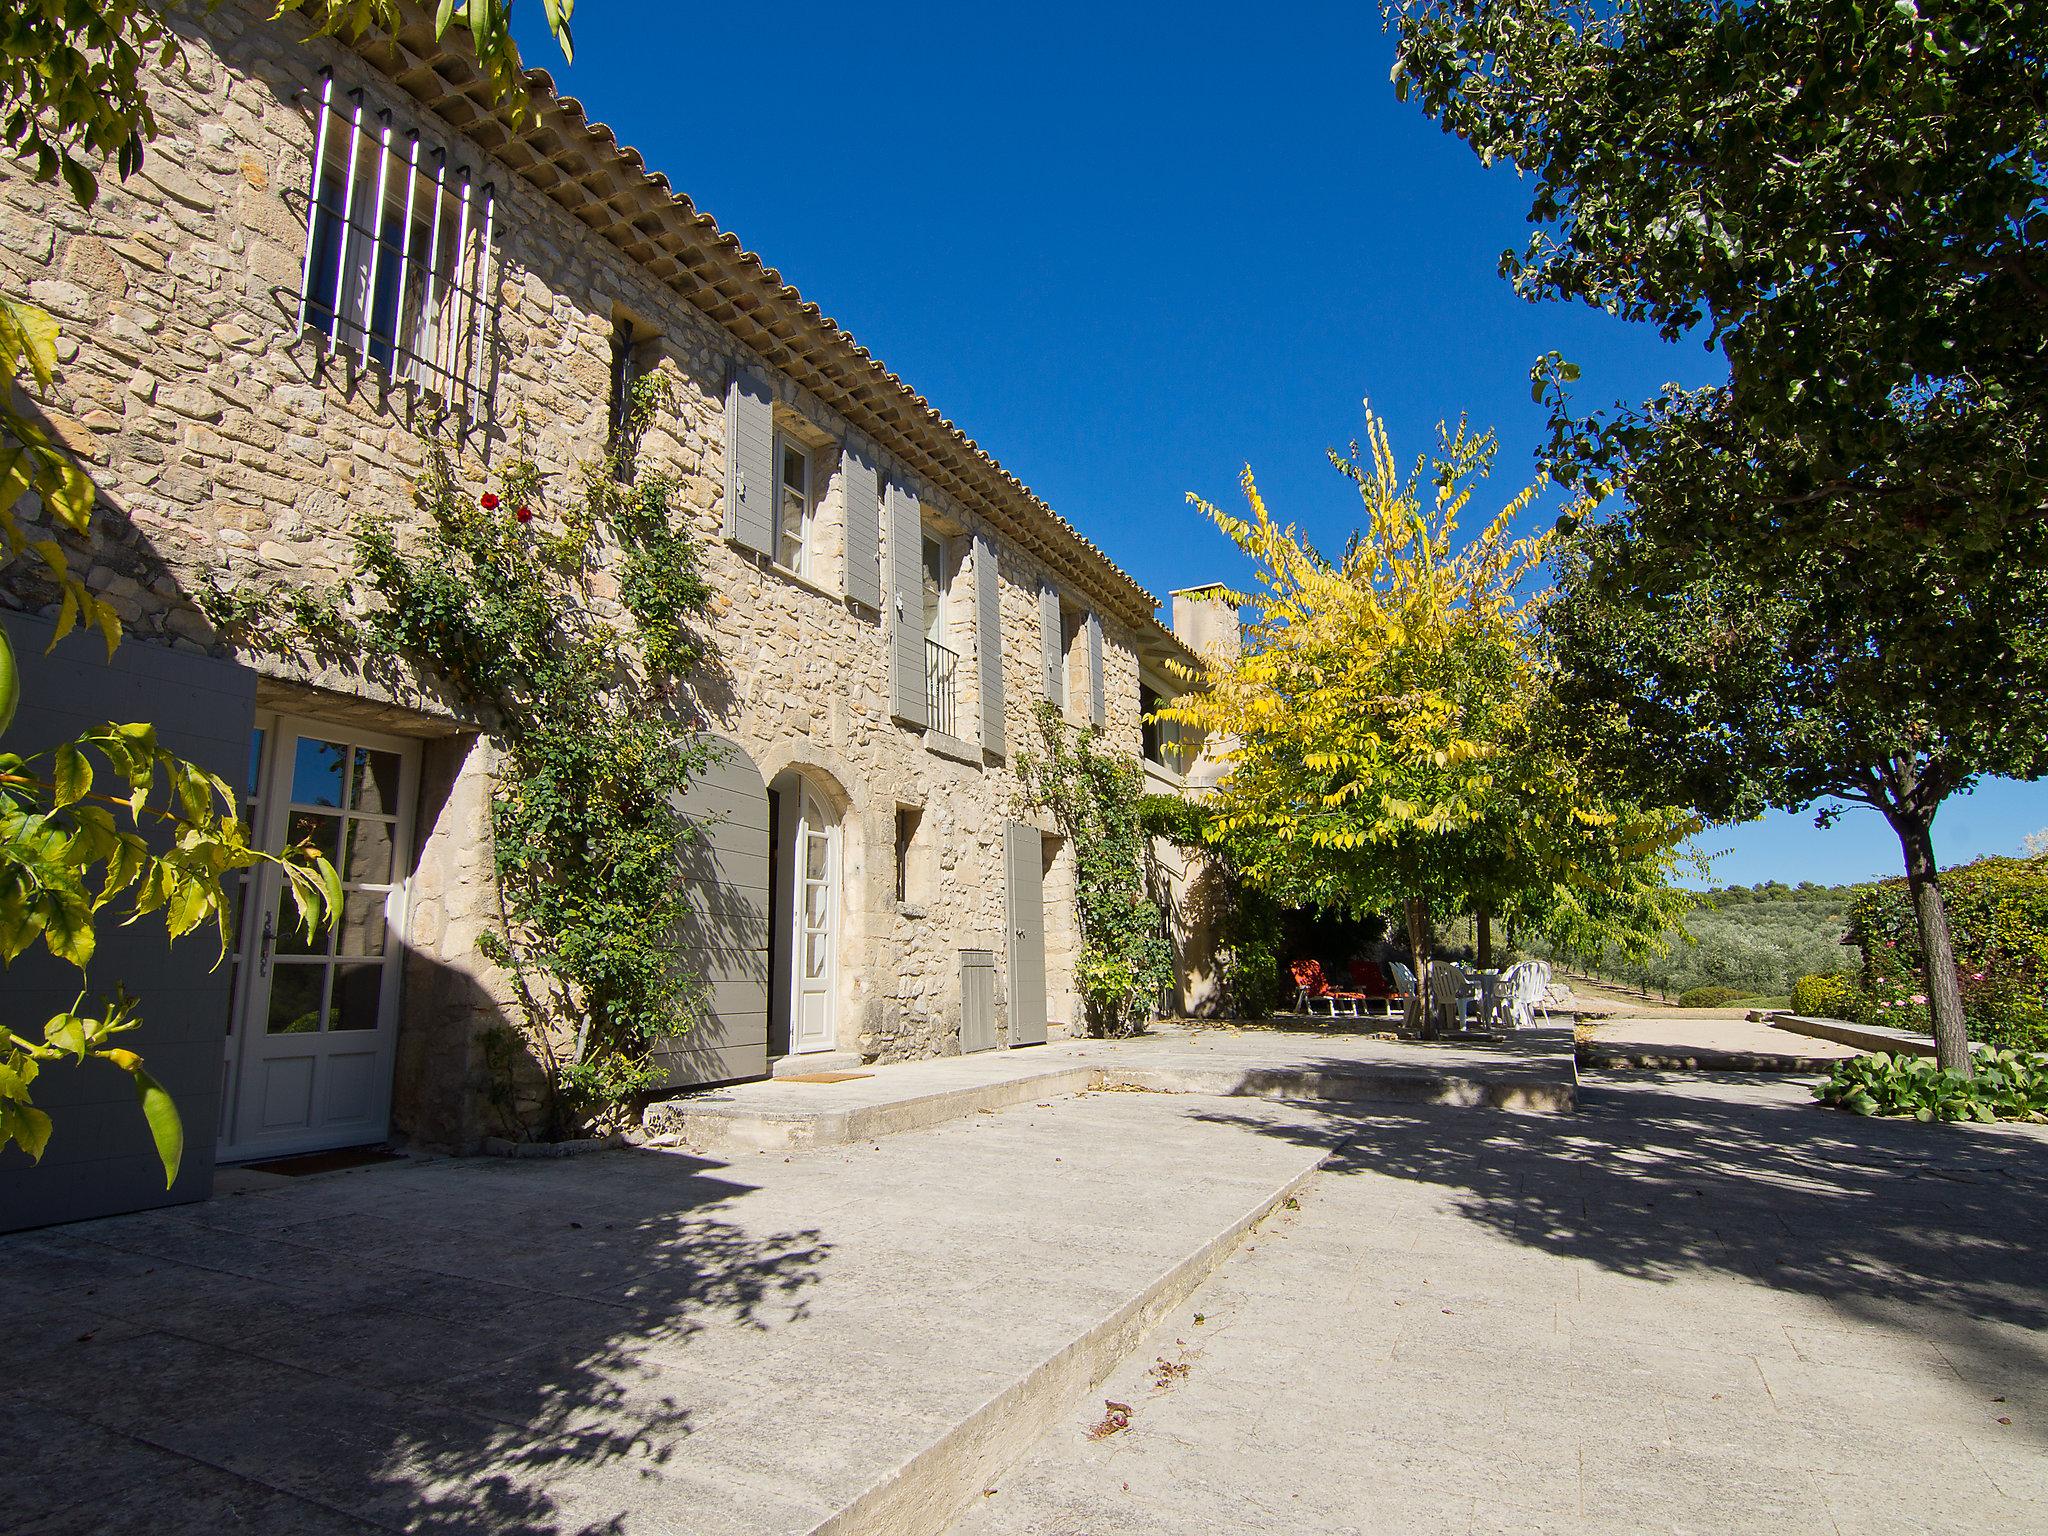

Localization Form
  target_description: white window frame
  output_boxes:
[776,432,816,577]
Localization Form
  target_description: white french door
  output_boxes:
[789,782,838,1054]
[218,714,418,1161]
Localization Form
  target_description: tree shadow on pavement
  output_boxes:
[2,1147,829,1535]
[1188,1069,2048,1413]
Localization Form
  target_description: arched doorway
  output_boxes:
[768,770,842,1060]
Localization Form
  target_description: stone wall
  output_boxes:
[0,1,1153,1147]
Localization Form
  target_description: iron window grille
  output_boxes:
[296,71,496,422]
[926,638,959,738]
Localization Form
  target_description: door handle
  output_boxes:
[259,912,276,978]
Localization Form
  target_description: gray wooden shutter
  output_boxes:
[1086,609,1105,725]
[724,364,775,557]
[974,532,1004,754]
[887,478,929,728]
[842,440,882,608]
[1039,582,1062,701]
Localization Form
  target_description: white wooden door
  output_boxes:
[219,715,418,1160]
[789,782,838,1054]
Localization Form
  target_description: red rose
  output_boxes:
[481,492,500,510]
[514,504,532,524]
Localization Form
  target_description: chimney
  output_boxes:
[1169,584,1241,664]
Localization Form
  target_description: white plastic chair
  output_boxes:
[1498,962,1552,1030]
[1429,962,1474,1032]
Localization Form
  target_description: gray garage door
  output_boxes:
[656,736,771,1087]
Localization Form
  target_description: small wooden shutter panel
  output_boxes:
[887,479,929,728]
[842,440,882,608]
[1086,610,1106,725]
[1039,583,1062,701]
[974,533,1004,754]
[724,365,775,557]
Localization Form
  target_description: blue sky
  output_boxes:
[518,0,2048,886]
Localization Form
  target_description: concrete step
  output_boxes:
[644,1024,1578,1154]
[1766,1012,1939,1058]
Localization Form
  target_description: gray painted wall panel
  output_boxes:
[1039,583,1062,701]
[886,479,928,728]
[973,532,1004,755]
[842,441,882,609]
[724,365,776,557]
[658,735,770,1088]
[0,612,255,1233]
[1086,610,1106,725]
[1004,824,1048,1047]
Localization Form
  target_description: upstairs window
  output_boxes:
[777,436,816,576]
[297,72,496,419]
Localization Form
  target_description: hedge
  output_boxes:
[1847,856,2048,1052]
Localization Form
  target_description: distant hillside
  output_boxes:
[1535,880,1866,1000]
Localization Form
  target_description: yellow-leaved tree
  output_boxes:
[1162,409,1695,1020]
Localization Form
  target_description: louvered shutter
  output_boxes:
[1086,610,1105,725]
[974,532,1004,754]
[724,364,775,557]
[887,478,929,728]
[842,440,882,608]
[1039,582,1062,701]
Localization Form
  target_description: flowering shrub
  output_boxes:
[1848,857,2048,1052]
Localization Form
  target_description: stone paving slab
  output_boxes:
[1586,1012,1858,1062]
[2,1088,1339,1536]
[954,1073,2048,1536]
[647,1024,1576,1152]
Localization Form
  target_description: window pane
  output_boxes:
[351,747,403,816]
[336,888,387,957]
[805,931,828,981]
[266,965,326,1035]
[345,817,395,885]
[290,737,348,807]
[287,809,344,863]
[782,443,807,495]
[330,963,383,1031]
[276,883,330,958]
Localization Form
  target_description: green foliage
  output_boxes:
[1143,792,1287,1018]
[1814,1050,2048,1125]
[1533,882,1861,1001]
[1391,0,2048,568]
[1,303,340,1182]
[275,0,577,117]
[1018,702,1174,1036]
[1848,857,2048,1052]
[0,0,171,209]
[1165,411,1696,984]
[1791,973,1858,1021]
[1676,985,1745,1010]
[215,382,714,1134]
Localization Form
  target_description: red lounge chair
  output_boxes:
[1347,959,1411,1016]
[1291,958,1368,1018]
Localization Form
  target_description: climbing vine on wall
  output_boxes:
[208,378,715,1136]
[1016,701,1176,1036]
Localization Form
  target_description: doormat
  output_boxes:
[776,1071,874,1084]
[241,1146,405,1177]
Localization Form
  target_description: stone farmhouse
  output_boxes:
[0,2,1231,1232]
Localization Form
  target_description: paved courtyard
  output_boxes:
[957,1072,2048,1535]
[5,1057,2044,1535]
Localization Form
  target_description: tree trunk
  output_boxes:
[1476,910,1494,971]
[1405,896,1433,1037]
[1886,810,1973,1075]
